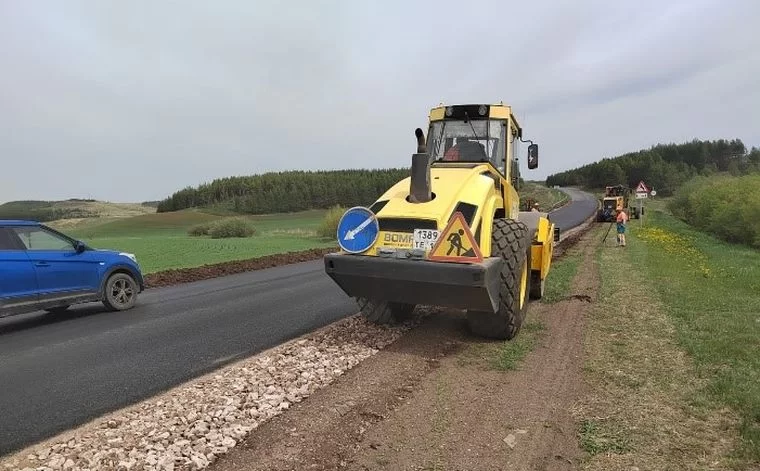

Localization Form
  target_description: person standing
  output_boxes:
[616,206,628,246]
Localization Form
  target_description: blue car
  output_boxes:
[0,220,144,318]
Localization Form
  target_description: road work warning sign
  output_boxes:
[428,212,483,263]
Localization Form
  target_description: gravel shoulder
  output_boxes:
[209,226,600,471]
[0,314,419,471]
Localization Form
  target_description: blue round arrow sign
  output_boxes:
[336,206,379,254]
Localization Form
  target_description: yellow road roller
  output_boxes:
[324,103,559,340]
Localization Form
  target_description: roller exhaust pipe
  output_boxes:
[409,128,432,203]
[415,127,426,153]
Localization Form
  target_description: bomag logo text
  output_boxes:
[384,233,413,243]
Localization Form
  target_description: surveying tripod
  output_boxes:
[602,221,616,244]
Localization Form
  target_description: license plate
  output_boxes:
[413,229,440,250]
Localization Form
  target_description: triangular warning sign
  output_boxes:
[428,212,483,263]
[635,181,649,193]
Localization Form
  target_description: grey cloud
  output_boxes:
[0,0,758,202]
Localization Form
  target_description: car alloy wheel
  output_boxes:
[103,273,138,311]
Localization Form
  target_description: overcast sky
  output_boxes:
[1,0,758,203]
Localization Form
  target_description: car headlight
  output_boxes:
[120,252,138,263]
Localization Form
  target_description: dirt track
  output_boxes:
[209,227,600,471]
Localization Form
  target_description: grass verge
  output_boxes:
[628,206,760,465]
[521,181,569,211]
[574,208,754,470]
[578,419,632,456]
[492,319,545,370]
[542,247,583,303]
[456,314,546,372]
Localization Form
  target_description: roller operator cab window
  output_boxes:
[426,119,508,174]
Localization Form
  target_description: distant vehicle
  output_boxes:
[0,220,144,318]
[596,185,640,222]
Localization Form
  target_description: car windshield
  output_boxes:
[426,119,506,172]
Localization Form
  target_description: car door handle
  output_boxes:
[35,262,50,267]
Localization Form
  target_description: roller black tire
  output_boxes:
[466,218,531,340]
[44,305,70,314]
[356,297,415,325]
[102,272,138,312]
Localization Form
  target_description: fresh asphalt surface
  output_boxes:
[0,187,596,456]
[547,187,599,230]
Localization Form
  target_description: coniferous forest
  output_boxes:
[545,139,758,195]
[156,169,409,214]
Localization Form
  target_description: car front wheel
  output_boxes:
[102,272,138,312]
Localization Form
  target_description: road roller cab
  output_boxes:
[324,103,559,340]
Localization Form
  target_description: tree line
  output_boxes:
[156,138,760,215]
[156,169,410,214]
[545,139,760,196]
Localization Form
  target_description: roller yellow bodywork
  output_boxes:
[346,103,555,282]
[366,164,503,257]
[324,102,558,336]
[529,216,555,278]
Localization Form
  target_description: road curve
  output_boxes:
[0,188,597,456]
[548,187,598,231]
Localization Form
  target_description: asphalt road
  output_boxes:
[548,187,598,230]
[0,188,597,456]
[0,262,358,456]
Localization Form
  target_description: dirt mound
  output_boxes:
[144,247,337,288]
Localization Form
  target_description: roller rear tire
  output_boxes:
[466,218,531,340]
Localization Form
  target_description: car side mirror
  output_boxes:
[527,144,539,169]
[74,241,86,253]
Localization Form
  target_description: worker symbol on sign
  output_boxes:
[446,229,475,257]
[429,212,483,263]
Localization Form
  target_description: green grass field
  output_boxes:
[611,200,760,464]
[47,209,334,274]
